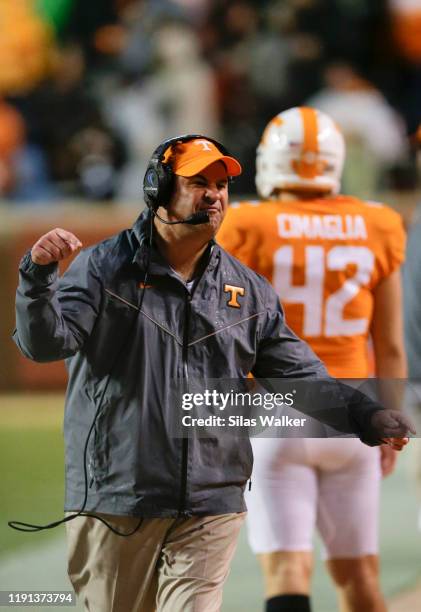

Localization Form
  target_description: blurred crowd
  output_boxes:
[0,0,420,203]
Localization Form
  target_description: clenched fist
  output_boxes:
[31,228,83,265]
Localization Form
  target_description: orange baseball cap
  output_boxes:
[163,138,242,177]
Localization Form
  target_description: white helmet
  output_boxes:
[256,106,345,198]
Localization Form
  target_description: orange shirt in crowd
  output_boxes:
[0,1,55,95]
[390,0,421,63]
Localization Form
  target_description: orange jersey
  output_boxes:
[218,195,405,377]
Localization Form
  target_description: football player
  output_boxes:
[218,107,407,612]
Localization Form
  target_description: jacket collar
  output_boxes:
[132,208,153,248]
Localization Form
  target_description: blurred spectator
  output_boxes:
[91,1,188,76]
[0,0,56,96]
[171,0,211,24]
[61,0,120,62]
[308,61,408,197]
[389,0,421,134]
[261,0,392,108]
[289,0,389,68]
[17,42,125,201]
[0,100,26,196]
[148,20,218,135]
[112,2,185,78]
[390,0,421,63]
[103,19,218,199]
[213,2,296,117]
[9,144,57,203]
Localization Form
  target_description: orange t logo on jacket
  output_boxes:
[224,284,245,308]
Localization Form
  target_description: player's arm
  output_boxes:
[371,268,407,379]
[14,228,102,362]
[370,268,409,463]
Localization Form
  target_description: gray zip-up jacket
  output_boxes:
[14,210,380,518]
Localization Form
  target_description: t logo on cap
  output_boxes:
[194,140,213,152]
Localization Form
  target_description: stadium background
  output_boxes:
[0,1,420,610]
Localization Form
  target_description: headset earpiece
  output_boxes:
[143,152,174,212]
[143,134,232,212]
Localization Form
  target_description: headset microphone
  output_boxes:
[153,210,209,226]
[184,211,210,225]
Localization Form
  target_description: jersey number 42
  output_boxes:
[273,245,375,337]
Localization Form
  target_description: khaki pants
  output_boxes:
[66,512,245,612]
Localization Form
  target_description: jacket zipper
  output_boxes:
[179,290,192,516]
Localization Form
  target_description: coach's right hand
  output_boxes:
[31,228,83,265]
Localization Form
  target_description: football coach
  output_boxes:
[13,135,413,612]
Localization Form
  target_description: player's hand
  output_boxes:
[380,444,398,476]
[371,409,416,441]
[31,228,83,265]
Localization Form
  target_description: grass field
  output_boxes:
[0,395,65,557]
[1,393,420,611]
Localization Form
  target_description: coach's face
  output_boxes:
[168,161,229,235]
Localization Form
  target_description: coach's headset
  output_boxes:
[8,134,235,537]
[143,133,234,225]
